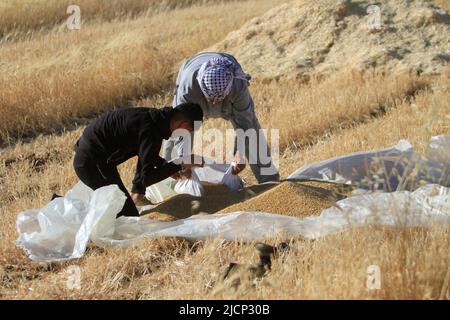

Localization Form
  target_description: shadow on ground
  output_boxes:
[140,179,355,221]
[140,183,278,220]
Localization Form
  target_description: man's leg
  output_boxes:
[73,154,139,217]
[101,165,140,217]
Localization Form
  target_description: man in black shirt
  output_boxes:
[73,103,204,218]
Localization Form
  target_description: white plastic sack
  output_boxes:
[145,178,178,203]
[194,161,244,191]
[146,161,243,202]
[173,169,204,197]
[16,182,450,261]
[287,137,449,191]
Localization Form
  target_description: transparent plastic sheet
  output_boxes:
[287,137,450,191]
[15,136,450,262]
[16,183,126,262]
[297,184,450,239]
[16,184,450,261]
[101,184,450,246]
[426,135,450,173]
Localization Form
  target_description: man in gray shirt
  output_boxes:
[163,52,280,183]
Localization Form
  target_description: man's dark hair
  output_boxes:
[172,103,203,129]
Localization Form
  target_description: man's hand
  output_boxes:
[231,152,246,175]
[232,163,246,175]
[180,154,204,169]
[179,167,192,179]
[171,154,203,180]
[171,172,182,180]
[172,168,192,180]
[131,193,151,206]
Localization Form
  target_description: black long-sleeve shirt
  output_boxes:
[74,107,181,194]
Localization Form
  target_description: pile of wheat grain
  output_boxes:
[218,181,353,217]
[143,181,353,221]
[142,183,275,220]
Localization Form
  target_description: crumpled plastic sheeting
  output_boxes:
[287,137,449,191]
[297,184,450,239]
[426,135,450,174]
[93,184,450,246]
[16,183,450,261]
[16,182,126,262]
[15,136,450,261]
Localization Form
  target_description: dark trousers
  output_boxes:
[73,152,139,218]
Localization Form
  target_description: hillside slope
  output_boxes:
[212,0,450,80]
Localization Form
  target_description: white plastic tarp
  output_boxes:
[287,137,449,191]
[16,183,126,262]
[16,183,450,261]
[426,135,450,173]
[15,136,450,262]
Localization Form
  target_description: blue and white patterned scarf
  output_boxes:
[196,57,251,104]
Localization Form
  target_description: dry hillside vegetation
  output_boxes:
[1,70,448,298]
[212,0,450,80]
[0,0,283,146]
[0,0,449,299]
[0,0,236,40]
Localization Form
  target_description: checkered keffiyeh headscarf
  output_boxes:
[196,57,250,104]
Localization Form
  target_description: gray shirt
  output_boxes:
[165,52,280,183]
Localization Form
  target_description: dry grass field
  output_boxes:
[0,0,449,299]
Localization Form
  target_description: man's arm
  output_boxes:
[131,159,145,194]
[164,59,207,162]
[136,132,182,190]
[162,59,192,161]
[230,84,257,156]
[164,88,198,162]
[231,84,280,182]
[162,92,192,161]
